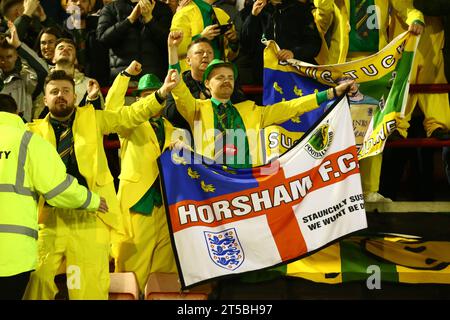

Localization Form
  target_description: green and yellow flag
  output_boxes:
[263,31,419,160]
[287,236,450,285]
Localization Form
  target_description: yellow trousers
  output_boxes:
[359,153,382,193]
[23,207,110,300]
[397,16,450,137]
[114,205,177,294]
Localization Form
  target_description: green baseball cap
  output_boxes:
[133,73,163,96]
[202,59,238,83]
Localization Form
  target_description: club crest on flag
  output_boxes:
[159,95,368,288]
[304,122,334,159]
[204,228,244,271]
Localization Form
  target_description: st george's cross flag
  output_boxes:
[158,96,367,289]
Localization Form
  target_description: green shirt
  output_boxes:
[211,98,252,169]
[129,118,165,216]
[349,0,379,53]
[192,0,223,60]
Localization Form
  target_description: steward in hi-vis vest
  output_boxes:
[0,94,104,300]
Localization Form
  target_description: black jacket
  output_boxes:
[96,0,172,82]
[240,0,321,84]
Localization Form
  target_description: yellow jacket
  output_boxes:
[104,74,178,234]
[313,0,424,64]
[171,2,237,72]
[171,77,320,166]
[0,112,99,276]
[26,93,166,241]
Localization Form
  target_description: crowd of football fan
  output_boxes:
[1,0,450,300]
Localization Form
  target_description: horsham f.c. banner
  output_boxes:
[158,96,367,289]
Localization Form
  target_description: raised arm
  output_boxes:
[391,0,424,35]
[99,68,179,134]
[104,60,142,137]
[8,21,48,98]
[260,80,354,127]
[260,94,319,128]
[80,78,105,110]
[240,0,266,55]
[14,0,40,42]
[168,30,199,127]
[105,60,142,112]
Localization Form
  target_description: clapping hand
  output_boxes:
[252,0,267,16]
[6,21,21,49]
[23,0,40,17]
[35,4,47,22]
[139,0,155,23]
[128,2,141,23]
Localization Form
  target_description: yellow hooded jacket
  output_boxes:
[104,74,181,235]
[26,93,166,242]
[171,75,320,166]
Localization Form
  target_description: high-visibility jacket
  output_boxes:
[0,112,100,277]
[313,0,424,64]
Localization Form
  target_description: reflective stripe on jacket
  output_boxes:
[0,112,100,276]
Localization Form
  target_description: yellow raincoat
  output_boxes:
[23,92,166,300]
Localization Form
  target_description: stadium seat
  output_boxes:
[144,272,212,300]
[109,272,140,300]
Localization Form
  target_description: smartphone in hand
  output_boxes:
[218,23,233,34]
